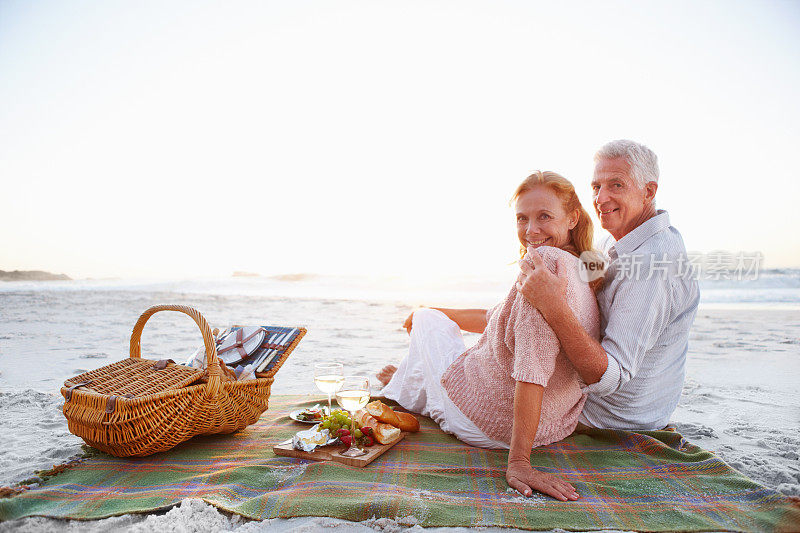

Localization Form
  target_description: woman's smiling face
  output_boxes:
[515,185,578,251]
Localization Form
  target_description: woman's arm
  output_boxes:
[403,308,488,334]
[506,381,579,501]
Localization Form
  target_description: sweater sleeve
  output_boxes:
[505,248,563,386]
[486,303,501,324]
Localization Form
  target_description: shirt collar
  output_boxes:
[609,210,671,257]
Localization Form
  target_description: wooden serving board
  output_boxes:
[273,433,405,467]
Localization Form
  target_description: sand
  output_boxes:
[0,286,798,532]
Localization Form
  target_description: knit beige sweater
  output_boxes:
[441,246,600,446]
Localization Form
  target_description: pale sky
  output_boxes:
[1,0,799,279]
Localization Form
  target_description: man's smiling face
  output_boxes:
[591,157,657,240]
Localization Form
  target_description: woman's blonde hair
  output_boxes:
[511,170,595,259]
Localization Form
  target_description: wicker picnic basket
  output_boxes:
[61,304,304,458]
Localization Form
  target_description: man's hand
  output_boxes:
[506,459,579,501]
[516,250,569,319]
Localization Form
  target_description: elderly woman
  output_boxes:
[377,171,600,502]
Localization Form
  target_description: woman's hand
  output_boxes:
[506,459,579,501]
[403,312,415,334]
[507,381,579,501]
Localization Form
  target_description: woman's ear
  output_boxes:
[568,209,579,230]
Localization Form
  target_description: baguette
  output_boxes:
[354,410,402,445]
[394,411,419,433]
[366,400,419,433]
[365,400,401,427]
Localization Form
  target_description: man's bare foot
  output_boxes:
[376,365,398,386]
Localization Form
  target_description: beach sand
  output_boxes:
[0,287,798,532]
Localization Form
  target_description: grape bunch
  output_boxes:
[319,409,375,448]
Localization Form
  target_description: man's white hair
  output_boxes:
[594,139,659,188]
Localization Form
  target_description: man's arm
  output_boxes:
[516,256,607,385]
[519,251,674,398]
[538,297,607,385]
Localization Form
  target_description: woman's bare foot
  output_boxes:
[376,365,397,386]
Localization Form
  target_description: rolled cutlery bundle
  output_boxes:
[186,325,306,380]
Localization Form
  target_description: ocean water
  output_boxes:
[1,268,798,394]
[2,267,799,305]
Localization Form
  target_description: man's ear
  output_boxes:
[644,181,658,204]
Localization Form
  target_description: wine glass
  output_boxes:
[314,362,344,416]
[335,375,370,458]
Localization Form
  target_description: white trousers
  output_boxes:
[381,308,509,449]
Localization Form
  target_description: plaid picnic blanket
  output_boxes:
[1,395,798,532]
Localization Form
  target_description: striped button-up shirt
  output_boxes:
[579,210,700,430]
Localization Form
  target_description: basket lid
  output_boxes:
[216,327,266,366]
[63,358,203,398]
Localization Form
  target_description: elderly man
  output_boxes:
[517,139,699,431]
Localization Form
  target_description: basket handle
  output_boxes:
[129,305,222,398]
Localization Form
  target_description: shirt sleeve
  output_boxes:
[582,262,673,397]
[506,249,562,386]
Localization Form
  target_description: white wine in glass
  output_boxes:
[314,362,344,415]
[335,376,370,458]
